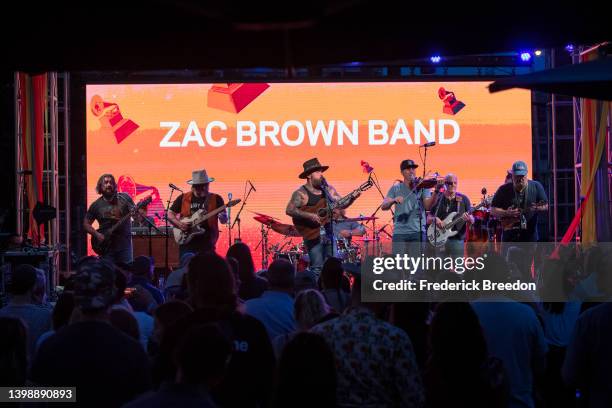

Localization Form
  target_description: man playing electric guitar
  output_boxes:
[427,173,474,258]
[287,158,362,277]
[167,169,228,257]
[84,173,136,263]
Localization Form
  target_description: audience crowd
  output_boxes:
[1,242,611,408]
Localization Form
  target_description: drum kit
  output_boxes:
[252,212,379,269]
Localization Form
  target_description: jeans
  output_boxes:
[305,237,333,278]
[444,239,465,259]
[102,244,133,265]
[392,232,426,255]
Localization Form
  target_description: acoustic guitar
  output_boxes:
[292,179,373,240]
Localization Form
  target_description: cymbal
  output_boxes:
[253,215,276,225]
[341,216,379,222]
[269,222,301,237]
[251,212,279,220]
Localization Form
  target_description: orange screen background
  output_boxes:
[86,82,531,266]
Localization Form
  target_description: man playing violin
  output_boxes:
[381,159,441,253]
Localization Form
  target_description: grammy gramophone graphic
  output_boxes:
[207,83,270,113]
[438,87,466,115]
[90,95,139,143]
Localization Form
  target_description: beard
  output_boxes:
[102,187,116,199]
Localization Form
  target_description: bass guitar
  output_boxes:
[427,198,490,247]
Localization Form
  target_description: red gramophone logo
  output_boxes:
[207,83,270,114]
[90,95,139,143]
[438,87,466,115]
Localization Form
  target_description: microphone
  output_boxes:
[320,176,329,188]
[420,141,436,148]
[481,187,487,195]
[248,180,257,192]
[169,183,183,192]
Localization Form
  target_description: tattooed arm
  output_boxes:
[286,189,320,224]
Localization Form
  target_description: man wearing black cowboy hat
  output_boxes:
[381,159,440,252]
[286,158,360,276]
[167,169,228,256]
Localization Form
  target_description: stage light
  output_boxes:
[534,50,542,56]
[565,44,575,53]
[519,52,532,62]
[430,55,441,64]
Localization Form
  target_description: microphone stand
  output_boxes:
[320,178,337,259]
[231,182,255,243]
[165,187,178,274]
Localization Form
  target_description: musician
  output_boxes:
[332,208,366,243]
[381,159,440,252]
[167,169,228,257]
[427,173,474,258]
[491,161,548,243]
[286,158,360,276]
[84,173,135,263]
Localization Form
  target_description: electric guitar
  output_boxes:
[427,198,490,247]
[292,179,373,240]
[91,196,152,255]
[173,199,241,245]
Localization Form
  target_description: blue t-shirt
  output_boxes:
[386,183,431,235]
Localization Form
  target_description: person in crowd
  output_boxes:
[155,251,275,407]
[129,255,164,306]
[226,256,242,297]
[244,259,296,340]
[125,323,231,408]
[127,286,156,350]
[563,252,612,408]
[0,317,28,386]
[0,264,52,361]
[31,258,152,407]
[319,257,350,313]
[275,332,337,408]
[425,302,508,408]
[227,242,269,300]
[311,274,424,407]
[36,291,76,352]
[273,289,332,356]
[390,302,432,372]
[110,307,141,341]
[471,253,547,408]
[164,252,195,300]
[149,300,193,357]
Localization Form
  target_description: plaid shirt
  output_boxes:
[311,307,424,408]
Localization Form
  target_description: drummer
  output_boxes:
[331,208,366,243]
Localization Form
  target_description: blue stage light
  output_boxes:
[430,55,441,64]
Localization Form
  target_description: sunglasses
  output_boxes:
[445,181,457,186]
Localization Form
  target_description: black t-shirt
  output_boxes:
[155,308,275,408]
[491,180,548,237]
[170,193,224,252]
[430,193,472,240]
[86,193,135,251]
[31,320,152,407]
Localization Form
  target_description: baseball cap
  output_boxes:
[511,160,528,176]
[400,159,419,171]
